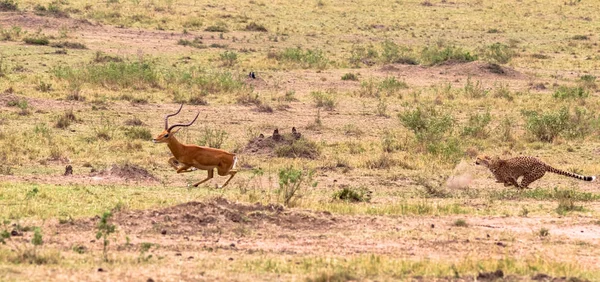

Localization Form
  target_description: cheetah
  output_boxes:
[475,155,596,189]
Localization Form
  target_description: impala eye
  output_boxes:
[164,134,169,138]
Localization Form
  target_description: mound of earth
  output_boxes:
[91,164,157,181]
[444,61,523,78]
[244,127,319,159]
[66,197,334,236]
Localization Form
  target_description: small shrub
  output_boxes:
[462,111,491,139]
[483,43,515,64]
[93,51,123,63]
[376,97,388,117]
[182,18,203,29]
[277,166,316,207]
[219,51,238,67]
[124,127,152,140]
[579,75,597,90]
[349,44,378,67]
[177,37,206,49]
[0,0,18,11]
[343,124,363,136]
[96,211,116,262]
[380,40,418,65]
[379,76,408,96]
[571,35,589,40]
[341,73,358,81]
[6,98,27,109]
[34,2,69,18]
[463,77,488,98]
[55,110,77,129]
[333,186,371,202]
[275,138,320,159]
[197,127,228,149]
[364,153,396,169]
[24,36,49,45]
[420,44,477,66]
[552,86,589,100]
[204,23,228,32]
[274,47,328,69]
[556,190,585,215]
[522,108,569,142]
[188,94,208,105]
[124,117,145,126]
[36,80,52,92]
[311,90,336,111]
[50,41,87,49]
[245,22,267,32]
[493,83,513,101]
[453,219,468,227]
[399,107,454,144]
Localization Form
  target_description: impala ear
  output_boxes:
[171,127,182,134]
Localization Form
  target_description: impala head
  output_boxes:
[152,104,200,143]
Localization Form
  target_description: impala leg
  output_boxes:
[168,157,179,170]
[176,164,195,173]
[191,169,214,187]
[217,170,237,189]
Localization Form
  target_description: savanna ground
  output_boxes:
[1,0,600,281]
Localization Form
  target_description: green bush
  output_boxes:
[399,107,454,143]
[196,127,228,149]
[219,51,238,67]
[462,112,491,139]
[24,36,49,45]
[124,127,152,140]
[380,40,418,65]
[275,138,320,159]
[311,90,336,110]
[0,0,18,12]
[483,43,515,64]
[204,22,228,32]
[523,108,569,142]
[245,22,267,32]
[333,186,371,202]
[420,45,477,66]
[349,44,378,67]
[274,47,328,69]
[341,73,358,81]
[54,61,159,90]
[178,38,206,49]
[277,166,316,207]
[552,86,589,100]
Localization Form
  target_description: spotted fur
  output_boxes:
[475,155,596,189]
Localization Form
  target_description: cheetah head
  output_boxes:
[475,155,493,167]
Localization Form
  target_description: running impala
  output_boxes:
[152,104,237,188]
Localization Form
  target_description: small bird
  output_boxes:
[272,128,282,141]
[249,72,256,79]
[292,127,301,139]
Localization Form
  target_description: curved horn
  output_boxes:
[164,104,183,129]
[167,112,200,132]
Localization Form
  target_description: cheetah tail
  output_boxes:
[545,166,596,182]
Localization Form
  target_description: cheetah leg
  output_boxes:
[520,171,545,189]
[507,177,520,189]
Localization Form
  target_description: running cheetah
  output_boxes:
[475,155,596,189]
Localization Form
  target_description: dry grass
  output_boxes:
[1,0,600,280]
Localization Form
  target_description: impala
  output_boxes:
[152,104,238,188]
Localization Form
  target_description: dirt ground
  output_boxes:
[1,12,600,281]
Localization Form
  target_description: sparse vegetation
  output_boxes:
[311,90,336,110]
[333,186,371,202]
[270,47,328,69]
[420,44,477,66]
[3,1,600,280]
